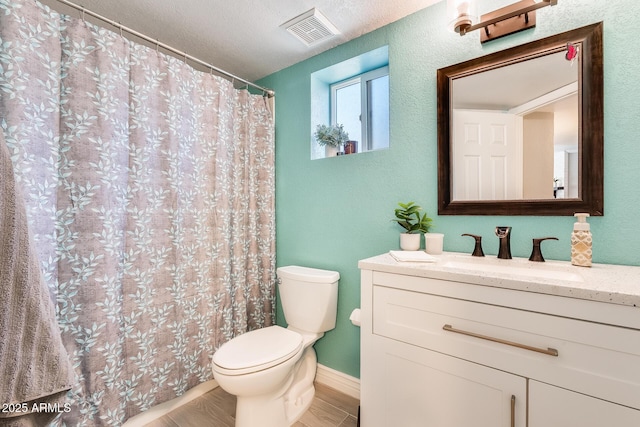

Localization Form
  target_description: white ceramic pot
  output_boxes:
[325,145,338,157]
[399,233,421,251]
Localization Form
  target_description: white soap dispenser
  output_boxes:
[571,213,592,267]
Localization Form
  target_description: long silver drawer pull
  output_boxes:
[442,324,559,357]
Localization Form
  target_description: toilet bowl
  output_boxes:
[211,266,339,427]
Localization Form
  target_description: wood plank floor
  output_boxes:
[144,383,359,427]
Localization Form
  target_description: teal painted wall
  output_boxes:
[258,0,640,379]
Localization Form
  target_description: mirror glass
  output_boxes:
[452,51,578,201]
[437,23,603,216]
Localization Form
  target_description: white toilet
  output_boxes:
[211,265,339,427]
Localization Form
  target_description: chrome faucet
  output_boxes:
[495,226,512,259]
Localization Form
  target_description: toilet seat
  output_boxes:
[212,326,303,376]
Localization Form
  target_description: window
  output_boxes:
[331,66,389,153]
[310,46,389,159]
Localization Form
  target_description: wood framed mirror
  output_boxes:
[437,22,603,216]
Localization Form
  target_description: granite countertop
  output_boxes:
[358,252,640,308]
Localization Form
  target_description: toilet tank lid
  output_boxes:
[277,265,339,283]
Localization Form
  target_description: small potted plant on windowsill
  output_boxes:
[392,201,433,250]
[314,123,349,157]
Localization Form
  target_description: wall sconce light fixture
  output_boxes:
[447,0,558,43]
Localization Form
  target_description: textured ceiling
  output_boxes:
[41,0,441,83]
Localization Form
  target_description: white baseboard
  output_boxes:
[315,363,360,400]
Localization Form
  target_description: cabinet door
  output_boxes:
[362,335,526,427]
[529,381,640,427]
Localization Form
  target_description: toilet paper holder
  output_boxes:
[349,308,361,327]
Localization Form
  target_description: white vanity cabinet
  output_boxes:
[359,253,640,427]
[366,326,526,427]
[528,381,640,427]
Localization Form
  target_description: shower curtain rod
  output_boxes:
[53,0,275,97]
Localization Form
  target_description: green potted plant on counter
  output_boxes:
[314,123,349,157]
[392,201,433,250]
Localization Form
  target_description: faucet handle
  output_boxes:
[462,234,485,257]
[529,237,559,262]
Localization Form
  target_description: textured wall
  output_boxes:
[258,0,640,379]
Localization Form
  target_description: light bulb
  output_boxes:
[446,0,478,33]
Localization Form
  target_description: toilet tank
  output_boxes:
[277,266,339,333]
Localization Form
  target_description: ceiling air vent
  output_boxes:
[282,8,340,47]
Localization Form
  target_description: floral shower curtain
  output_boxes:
[0,0,275,425]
